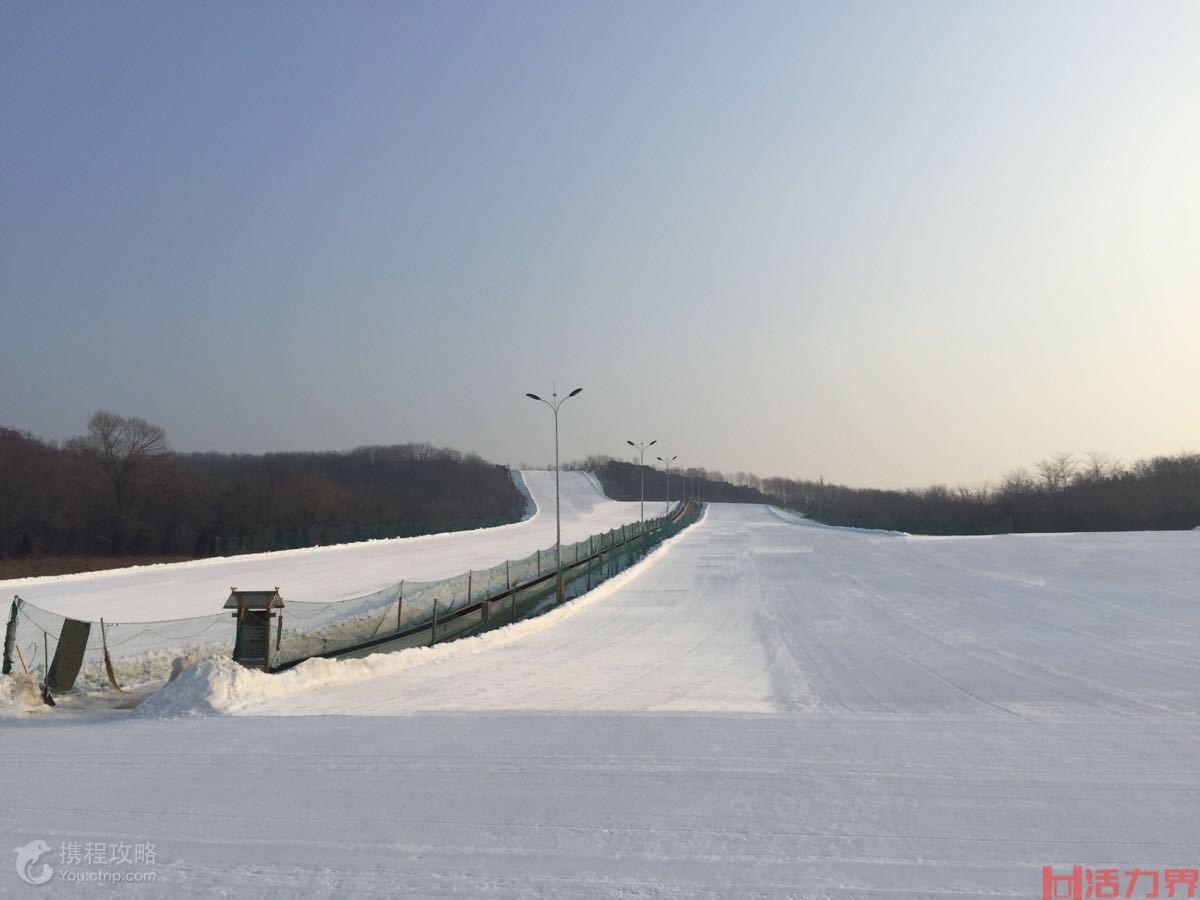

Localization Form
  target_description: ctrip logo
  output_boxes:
[13,840,53,886]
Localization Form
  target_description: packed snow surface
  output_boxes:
[0,470,642,621]
[3,503,1198,897]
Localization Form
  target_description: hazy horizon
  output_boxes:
[3,2,1197,490]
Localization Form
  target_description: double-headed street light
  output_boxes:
[526,385,583,603]
[656,454,678,515]
[626,439,656,534]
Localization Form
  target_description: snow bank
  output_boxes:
[133,651,478,717]
[135,512,702,717]
[0,674,46,715]
[510,469,537,519]
[40,641,232,697]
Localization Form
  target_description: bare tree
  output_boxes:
[1036,453,1077,493]
[69,411,170,554]
[1080,450,1120,483]
[999,467,1036,496]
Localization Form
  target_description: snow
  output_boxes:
[0,673,43,715]
[188,502,1200,721]
[0,470,641,622]
[135,515,702,718]
[2,502,1197,896]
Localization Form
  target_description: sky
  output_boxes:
[2,1,1197,489]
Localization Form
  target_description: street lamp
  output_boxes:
[626,439,656,534]
[526,385,583,603]
[656,454,678,516]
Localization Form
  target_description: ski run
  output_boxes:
[2,474,1198,897]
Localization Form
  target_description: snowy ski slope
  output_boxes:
[226,502,1200,719]
[3,503,1198,897]
[0,470,642,622]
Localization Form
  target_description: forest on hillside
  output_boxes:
[0,412,524,567]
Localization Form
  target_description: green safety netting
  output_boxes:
[4,501,700,689]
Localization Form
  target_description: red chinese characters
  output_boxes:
[1043,867,1199,900]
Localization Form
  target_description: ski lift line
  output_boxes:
[5,501,692,675]
[271,500,700,672]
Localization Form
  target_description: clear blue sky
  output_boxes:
[2,1,1197,487]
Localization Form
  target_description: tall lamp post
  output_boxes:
[526,385,583,603]
[657,454,678,516]
[626,439,656,534]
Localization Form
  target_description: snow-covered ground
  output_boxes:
[2,503,1197,897]
[0,470,642,622]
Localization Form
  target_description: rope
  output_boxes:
[101,619,230,648]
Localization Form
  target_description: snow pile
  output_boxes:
[0,673,45,715]
[135,515,701,717]
[134,653,445,717]
[62,643,229,694]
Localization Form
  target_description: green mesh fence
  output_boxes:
[5,600,232,691]
[4,501,702,689]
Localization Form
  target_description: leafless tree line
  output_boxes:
[576,449,1198,534]
[757,451,1199,534]
[0,412,523,560]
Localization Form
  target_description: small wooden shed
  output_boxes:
[225,588,284,671]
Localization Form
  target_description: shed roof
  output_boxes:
[224,588,284,610]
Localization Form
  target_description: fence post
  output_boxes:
[506,560,515,623]
[2,596,19,676]
[397,580,404,633]
[477,570,489,625]
[430,601,439,646]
